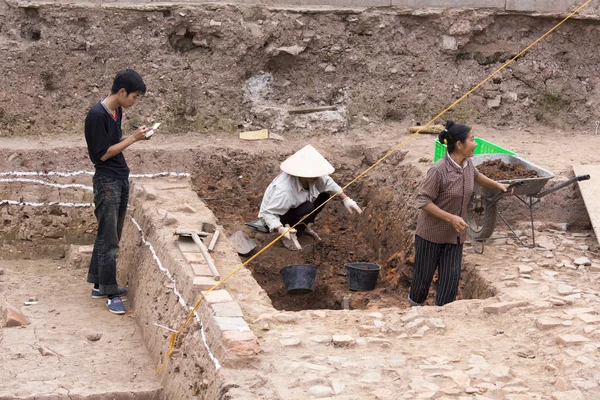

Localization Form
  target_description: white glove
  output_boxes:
[343,197,362,214]
[277,226,297,240]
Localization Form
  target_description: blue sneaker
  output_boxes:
[92,287,127,299]
[106,297,126,314]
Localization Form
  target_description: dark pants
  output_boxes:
[87,175,129,296]
[408,235,463,306]
[279,193,330,234]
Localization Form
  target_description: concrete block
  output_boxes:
[506,0,576,12]
[391,0,503,8]
[483,300,528,314]
[202,290,234,305]
[211,301,244,318]
[221,330,260,357]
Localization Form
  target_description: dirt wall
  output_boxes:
[2,1,600,138]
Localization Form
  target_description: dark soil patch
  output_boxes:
[477,159,538,181]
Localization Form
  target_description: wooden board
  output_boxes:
[573,165,600,244]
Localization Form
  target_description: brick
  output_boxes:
[556,334,590,345]
[576,314,600,324]
[309,385,333,398]
[212,316,250,335]
[557,285,574,295]
[192,276,219,290]
[564,308,595,315]
[280,337,302,347]
[177,237,201,253]
[332,335,355,347]
[310,335,332,344]
[483,301,528,314]
[4,307,30,327]
[189,262,212,277]
[551,390,584,400]
[518,265,533,274]
[221,330,259,357]
[201,289,233,304]
[211,301,244,318]
[491,365,512,380]
[536,318,562,330]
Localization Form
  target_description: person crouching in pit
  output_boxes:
[257,144,362,250]
[408,121,509,306]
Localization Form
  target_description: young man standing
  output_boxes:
[84,69,152,314]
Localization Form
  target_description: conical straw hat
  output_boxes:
[280,145,335,178]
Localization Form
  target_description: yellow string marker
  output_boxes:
[161,0,594,368]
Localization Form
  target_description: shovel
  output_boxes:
[175,228,221,281]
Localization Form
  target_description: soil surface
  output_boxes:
[477,159,539,181]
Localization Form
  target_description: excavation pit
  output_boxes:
[191,148,495,311]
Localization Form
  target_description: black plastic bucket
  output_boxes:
[280,264,318,295]
[345,263,381,291]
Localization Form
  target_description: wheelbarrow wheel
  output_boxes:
[467,193,497,240]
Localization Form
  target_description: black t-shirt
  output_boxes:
[84,101,130,179]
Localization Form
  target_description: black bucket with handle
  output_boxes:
[280,264,318,295]
[345,263,381,291]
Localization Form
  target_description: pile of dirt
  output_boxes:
[477,159,538,180]
[2,2,600,137]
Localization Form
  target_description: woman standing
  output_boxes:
[408,120,508,306]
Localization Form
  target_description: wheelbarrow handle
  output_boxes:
[488,180,524,203]
[536,174,591,199]
[578,174,591,181]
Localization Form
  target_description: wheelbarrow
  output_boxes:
[467,154,590,253]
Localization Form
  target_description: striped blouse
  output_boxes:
[415,153,479,244]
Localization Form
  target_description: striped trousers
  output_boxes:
[408,235,463,307]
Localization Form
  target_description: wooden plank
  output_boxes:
[573,165,600,245]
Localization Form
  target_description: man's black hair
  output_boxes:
[111,69,147,95]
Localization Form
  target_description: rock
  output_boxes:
[574,257,591,266]
[536,318,562,330]
[557,285,574,295]
[162,212,178,226]
[441,35,458,51]
[428,318,446,329]
[409,377,439,392]
[209,19,222,27]
[412,325,430,337]
[536,236,557,250]
[491,365,512,380]
[371,388,393,399]
[556,334,590,345]
[331,380,345,394]
[280,337,301,347]
[360,371,382,383]
[518,265,533,274]
[3,306,30,327]
[483,300,528,314]
[308,385,333,398]
[487,95,502,108]
[444,370,471,387]
[309,335,332,344]
[86,333,102,342]
[332,335,355,347]
[551,390,584,400]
